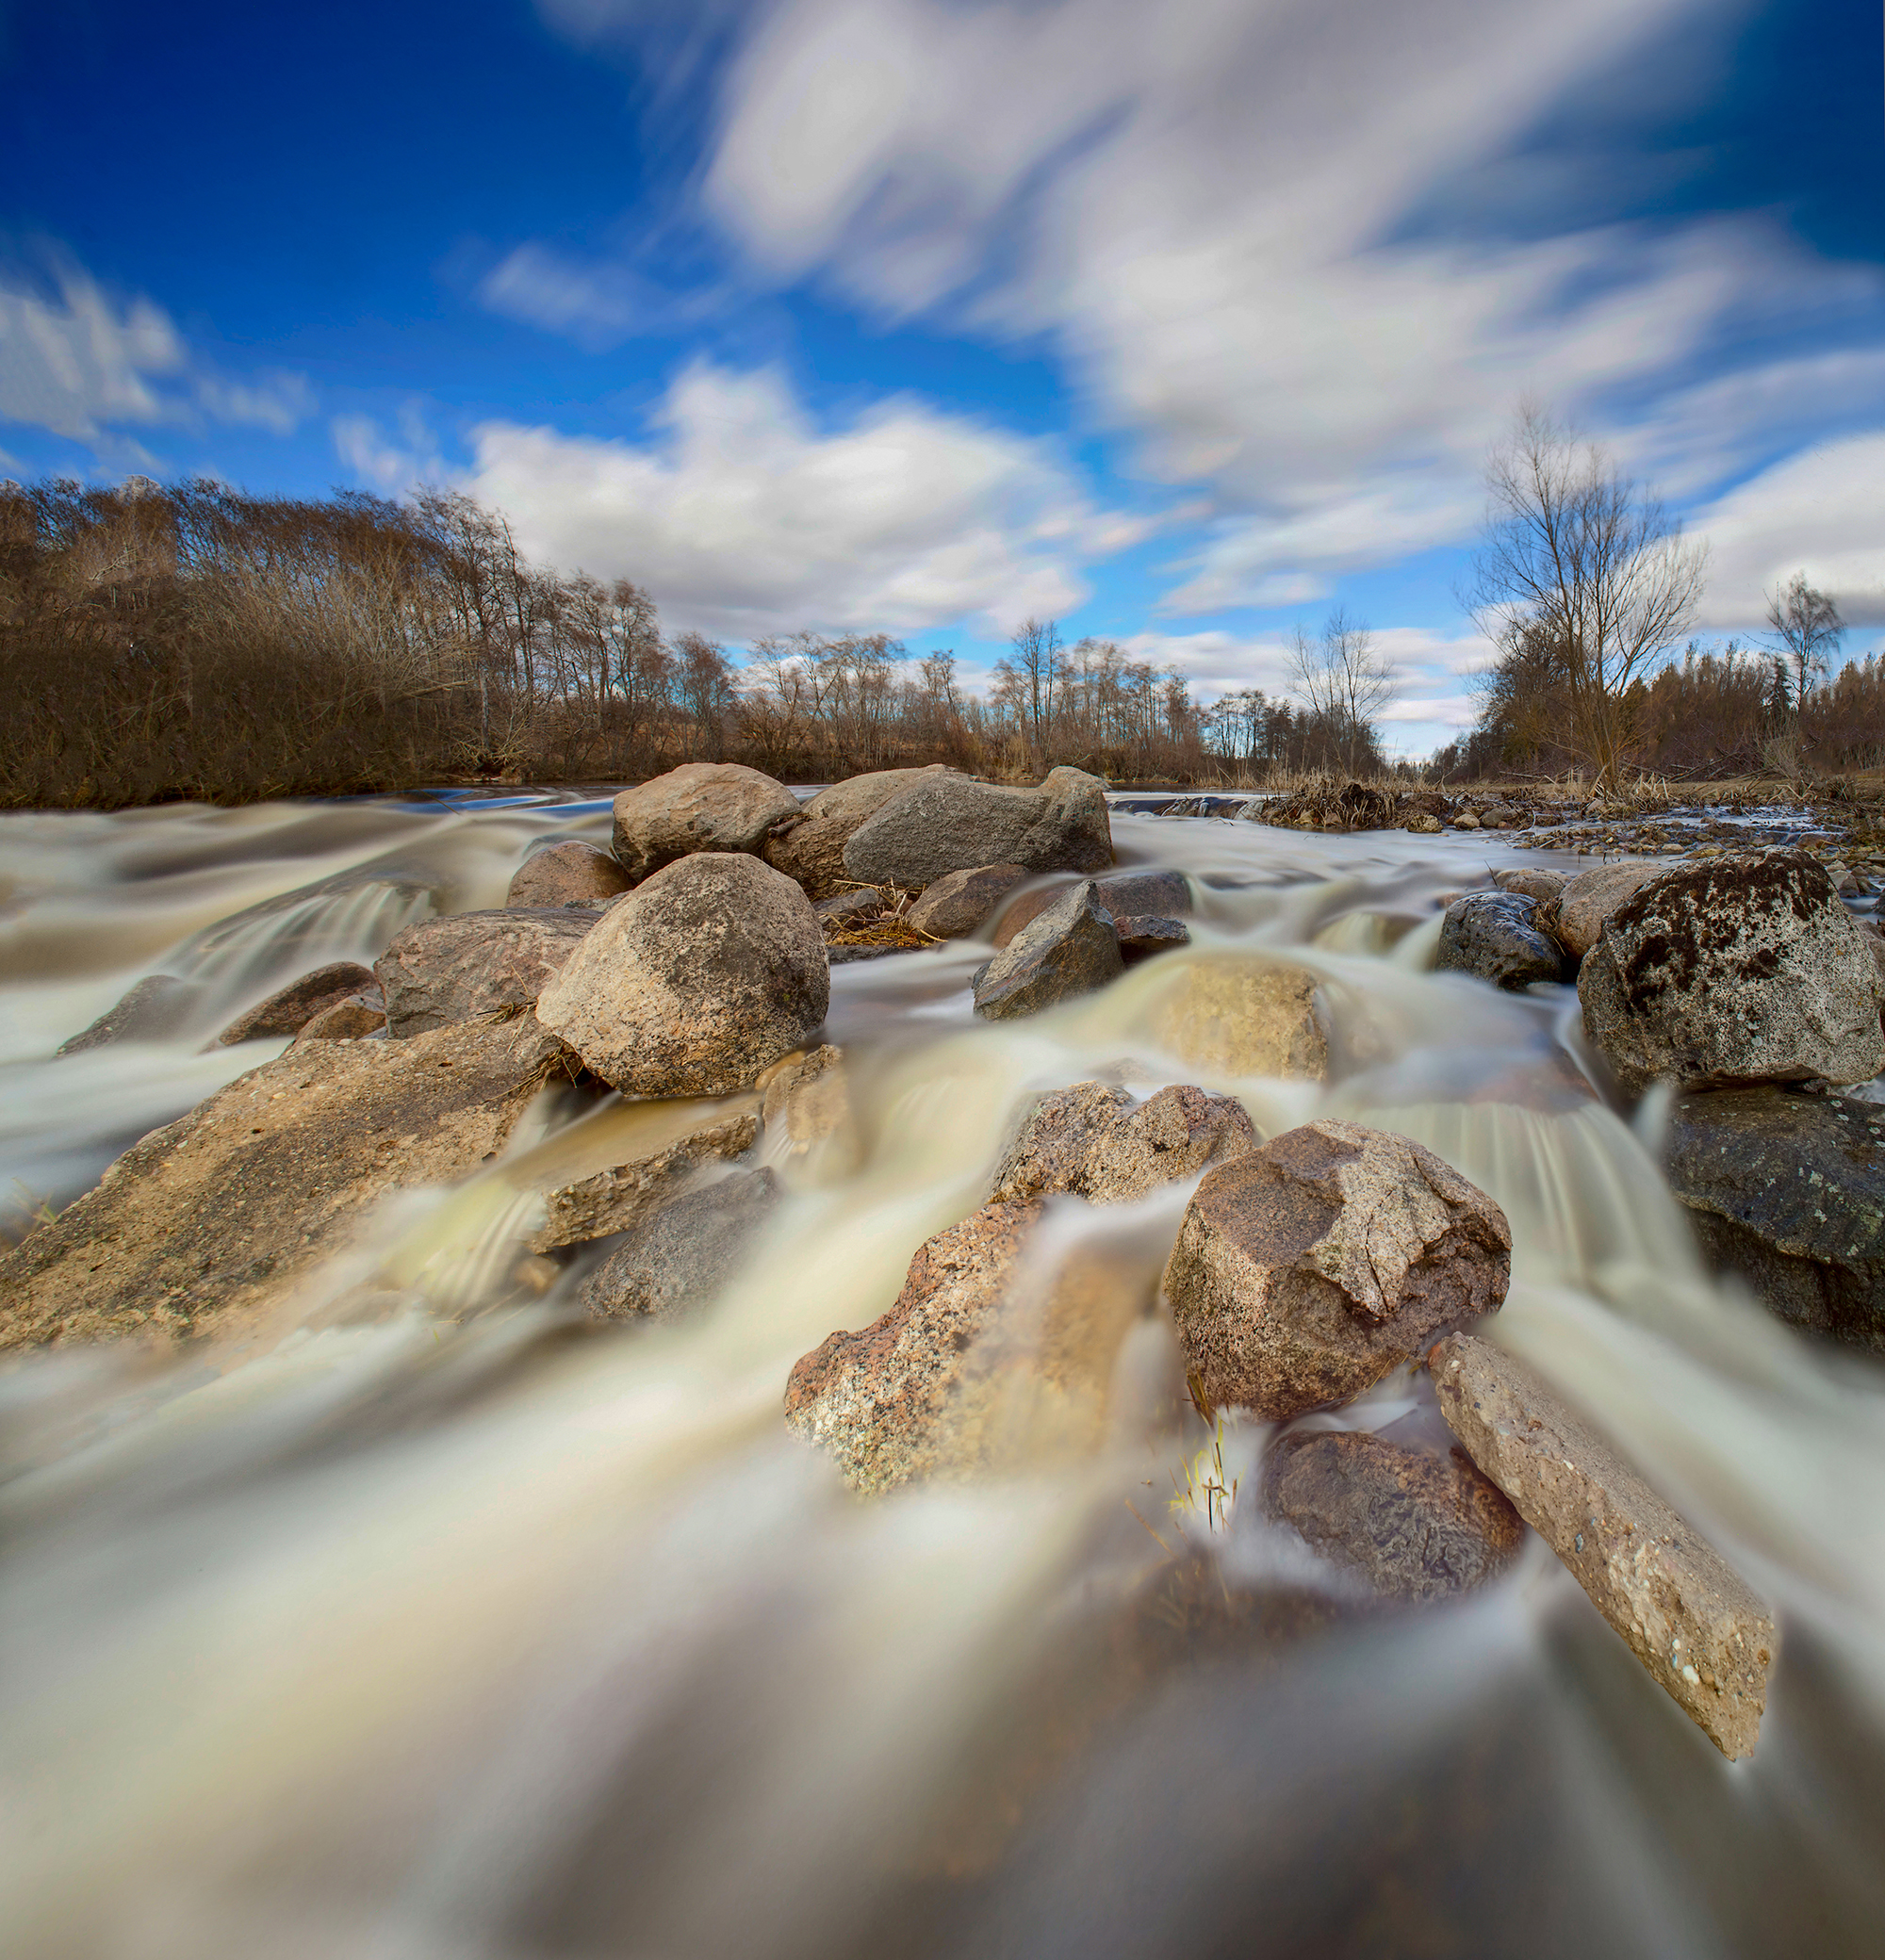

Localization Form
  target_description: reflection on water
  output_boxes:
[2,797,1884,1958]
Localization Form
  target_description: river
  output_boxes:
[3,792,1883,1958]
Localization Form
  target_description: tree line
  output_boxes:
[0,475,1391,807]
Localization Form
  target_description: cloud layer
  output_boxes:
[463,360,1141,637]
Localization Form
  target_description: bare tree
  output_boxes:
[1467,404,1707,791]
[1764,570,1844,710]
[1287,607,1397,772]
[995,616,1062,761]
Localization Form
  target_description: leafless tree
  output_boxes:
[1287,607,1398,773]
[1764,570,1844,710]
[995,615,1062,760]
[1467,404,1707,791]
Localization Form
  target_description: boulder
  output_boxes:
[1577,852,1885,1094]
[993,868,1190,949]
[783,1200,1144,1493]
[989,1080,1255,1206]
[215,961,379,1045]
[1147,956,1328,1080]
[375,907,597,1038]
[611,762,801,883]
[1664,1087,1885,1349]
[57,974,205,1054]
[1492,867,1568,906]
[0,1020,573,1350]
[842,766,1113,890]
[1434,892,1565,990]
[1116,916,1190,961]
[762,767,948,899]
[1553,860,1662,958]
[1405,812,1442,835]
[534,853,828,1095]
[972,884,1123,1020]
[1258,1430,1524,1602]
[906,863,1029,939]
[1162,1120,1511,1419]
[577,1168,780,1322]
[506,841,632,908]
[1432,1331,1775,1759]
[527,1108,761,1252]
[291,992,387,1043]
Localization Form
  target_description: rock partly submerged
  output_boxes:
[578,1167,780,1322]
[1146,956,1329,1080]
[973,883,1123,1020]
[1162,1120,1511,1419]
[215,961,381,1045]
[989,1080,1254,1204]
[906,862,1029,939]
[506,841,632,908]
[376,907,598,1038]
[1435,891,1564,990]
[1432,1331,1776,1759]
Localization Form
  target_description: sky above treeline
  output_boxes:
[1,0,1880,756]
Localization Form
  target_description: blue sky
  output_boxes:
[2,0,1881,756]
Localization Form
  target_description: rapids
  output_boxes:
[4,793,1885,1959]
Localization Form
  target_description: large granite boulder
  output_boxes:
[506,841,631,908]
[1664,1087,1885,1349]
[989,1081,1255,1205]
[578,1168,780,1322]
[375,907,597,1038]
[215,961,379,1045]
[972,883,1123,1020]
[1553,860,1662,958]
[611,762,801,884]
[1577,852,1885,1094]
[1258,1430,1523,1602]
[842,766,1112,890]
[1162,1120,1510,1418]
[762,767,949,899]
[0,1020,573,1350]
[906,862,1028,939]
[1433,1332,1775,1759]
[534,853,828,1095]
[1434,892,1565,990]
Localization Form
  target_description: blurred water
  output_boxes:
[2,798,1882,1959]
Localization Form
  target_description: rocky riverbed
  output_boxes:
[4,769,1885,1957]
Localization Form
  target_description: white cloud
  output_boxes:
[478,242,734,351]
[332,405,445,496]
[1690,434,1885,631]
[461,359,1138,637]
[648,0,1877,608]
[0,256,314,448]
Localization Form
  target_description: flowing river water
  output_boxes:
[4,793,1885,1958]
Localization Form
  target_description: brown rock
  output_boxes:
[527,1108,761,1252]
[1259,1429,1524,1601]
[505,841,631,908]
[906,862,1029,939]
[1553,860,1662,958]
[1432,1331,1776,1759]
[291,993,387,1043]
[0,1020,575,1351]
[1115,915,1189,961]
[1491,867,1568,906]
[1162,1120,1510,1418]
[375,908,596,1038]
[989,1080,1255,1205]
[972,883,1123,1020]
[783,1200,1146,1493]
[215,962,380,1045]
[763,768,950,899]
[578,1168,780,1322]
[1146,956,1329,1080]
[534,853,828,1095]
[611,762,801,884]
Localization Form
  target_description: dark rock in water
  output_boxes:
[1115,914,1190,961]
[990,1080,1255,1204]
[1434,891,1564,990]
[842,766,1112,890]
[1578,851,1885,1093]
[530,1109,761,1253]
[1664,1087,1885,1350]
[973,883,1123,1020]
[376,907,598,1038]
[1259,1429,1523,1601]
[57,974,205,1054]
[505,841,631,908]
[993,867,1190,948]
[216,961,379,1044]
[1162,1119,1511,1419]
[906,861,1028,939]
[578,1168,780,1322]
[611,762,800,884]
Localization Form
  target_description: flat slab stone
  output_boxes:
[1432,1331,1776,1759]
